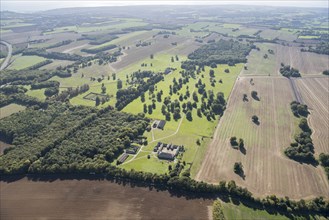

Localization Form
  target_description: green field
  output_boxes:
[0,104,26,119]
[25,87,47,100]
[8,55,47,70]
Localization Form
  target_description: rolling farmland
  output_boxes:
[295,77,329,155]
[196,77,329,199]
[243,43,329,76]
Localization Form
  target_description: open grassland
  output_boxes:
[0,178,211,220]
[0,104,26,119]
[243,43,329,75]
[122,63,243,174]
[7,55,47,70]
[25,87,47,100]
[196,77,329,199]
[294,77,329,155]
[41,60,74,70]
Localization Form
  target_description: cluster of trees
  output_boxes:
[45,40,73,49]
[81,44,117,54]
[0,85,27,95]
[26,60,53,70]
[28,110,149,173]
[323,70,329,75]
[301,42,329,55]
[290,101,309,117]
[54,84,90,102]
[136,41,151,47]
[0,104,103,174]
[319,153,329,179]
[182,39,253,69]
[0,93,46,109]
[23,48,82,61]
[212,200,225,220]
[230,137,244,150]
[285,112,315,163]
[234,162,244,175]
[89,35,118,45]
[279,64,301,78]
[116,73,164,110]
[31,80,59,90]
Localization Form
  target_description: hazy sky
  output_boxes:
[1,0,328,12]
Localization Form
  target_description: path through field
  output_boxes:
[0,41,12,71]
[196,76,329,199]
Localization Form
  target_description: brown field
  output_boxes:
[110,35,192,71]
[294,77,329,155]
[196,76,329,199]
[242,43,329,76]
[0,178,212,220]
[0,103,26,119]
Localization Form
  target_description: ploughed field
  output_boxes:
[0,177,212,220]
[196,76,329,199]
[294,77,329,155]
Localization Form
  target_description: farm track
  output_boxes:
[196,76,329,199]
[288,78,303,103]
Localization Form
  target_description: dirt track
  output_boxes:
[0,41,12,71]
[196,76,329,199]
[1,178,212,220]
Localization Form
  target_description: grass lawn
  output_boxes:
[25,87,47,100]
[220,200,289,220]
[8,55,47,70]
[0,104,26,119]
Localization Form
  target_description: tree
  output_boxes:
[175,55,179,61]
[141,93,145,102]
[148,105,153,114]
[224,69,230,73]
[323,70,329,75]
[238,138,244,149]
[143,104,147,113]
[251,91,259,100]
[112,73,116,80]
[186,111,192,121]
[209,69,215,77]
[150,54,154,59]
[252,115,259,124]
[117,79,122,89]
[230,137,238,146]
[101,86,106,94]
[234,162,243,174]
[95,96,100,106]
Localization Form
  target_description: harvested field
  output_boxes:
[0,178,212,220]
[243,43,329,76]
[110,35,189,71]
[294,77,329,155]
[196,76,329,199]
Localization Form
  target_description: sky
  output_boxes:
[1,0,328,12]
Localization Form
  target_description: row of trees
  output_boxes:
[81,44,117,54]
[45,40,73,49]
[285,103,315,163]
[279,64,301,78]
[23,48,82,61]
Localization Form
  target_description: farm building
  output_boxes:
[152,120,166,130]
[117,153,128,164]
[154,142,182,160]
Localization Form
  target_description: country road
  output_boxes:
[0,41,12,71]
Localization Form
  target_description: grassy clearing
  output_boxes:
[0,104,26,119]
[25,88,47,100]
[298,35,321,39]
[8,55,47,70]
[221,200,289,220]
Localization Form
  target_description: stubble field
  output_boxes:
[196,76,329,199]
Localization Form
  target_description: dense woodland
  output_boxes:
[23,48,83,61]
[182,39,253,69]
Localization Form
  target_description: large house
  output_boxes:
[154,142,182,160]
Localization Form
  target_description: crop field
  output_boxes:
[242,43,329,75]
[294,77,329,155]
[0,103,26,119]
[7,55,47,70]
[259,29,298,41]
[41,60,74,70]
[196,76,329,199]
[0,178,212,220]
